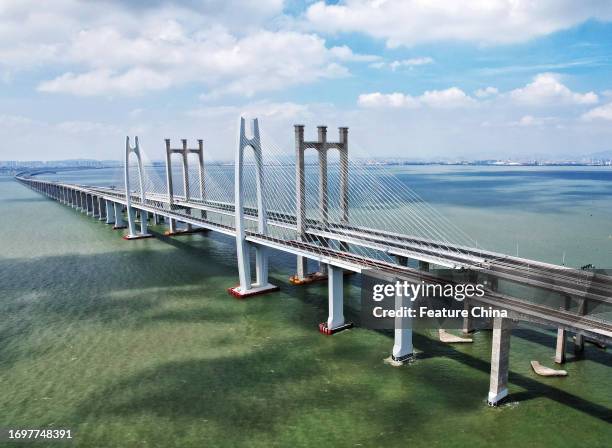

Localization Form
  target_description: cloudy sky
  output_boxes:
[2,0,612,161]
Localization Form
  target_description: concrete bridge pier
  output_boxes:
[555,327,567,364]
[319,264,353,335]
[488,316,512,406]
[392,287,414,362]
[255,245,269,287]
[92,195,100,218]
[390,255,414,360]
[167,218,178,234]
[113,203,127,229]
[105,200,115,225]
[87,194,94,216]
[574,298,587,353]
[555,295,572,363]
[98,197,106,220]
[125,207,150,239]
[185,208,193,232]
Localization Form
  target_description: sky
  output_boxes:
[1,0,612,161]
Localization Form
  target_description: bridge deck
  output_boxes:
[18,177,612,345]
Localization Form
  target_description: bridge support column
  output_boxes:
[319,265,353,335]
[392,286,414,362]
[98,197,105,220]
[92,195,100,218]
[113,203,127,229]
[127,207,138,237]
[555,328,567,364]
[185,209,193,232]
[105,200,115,224]
[555,295,572,363]
[167,218,177,234]
[140,210,149,235]
[488,317,512,406]
[574,298,586,353]
[255,245,269,287]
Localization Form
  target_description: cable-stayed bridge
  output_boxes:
[16,118,612,407]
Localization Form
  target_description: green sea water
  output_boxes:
[1,166,611,447]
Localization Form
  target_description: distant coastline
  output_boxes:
[2,156,612,177]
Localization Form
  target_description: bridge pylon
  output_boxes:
[290,124,349,284]
[164,138,207,235]
[228,117,279,298]
[124,136,152,240]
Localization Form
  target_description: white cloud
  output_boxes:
[56,120,121,135]
[329,45,380,62]
[385,57,434,71]
[582,102,612,121]
[34,27,352,97]
[38,69,172,96]
[1,1,362,97]
[358,92,420,108]
[420,87,476,109]
[305,0,612,47]
[509,73,598,106]
[359,87,475,109]
[0,114,38,128]
[474,87,499,98]
[511,115,558,127]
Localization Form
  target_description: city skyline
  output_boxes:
[1,1,612,161]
